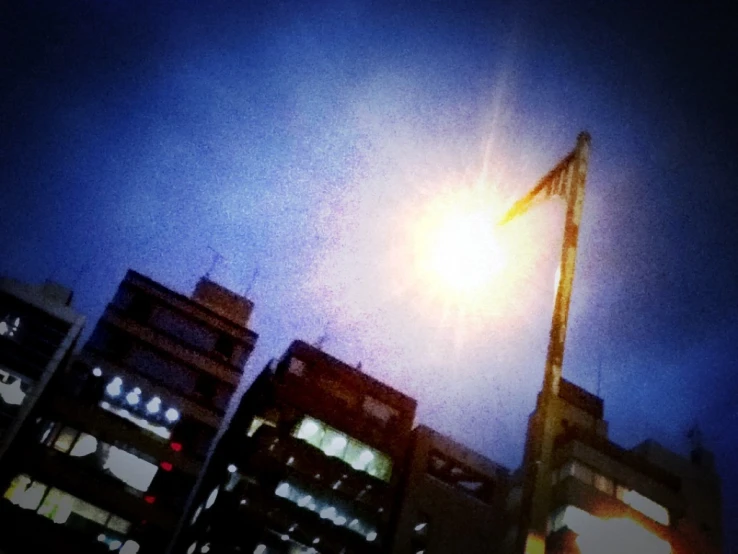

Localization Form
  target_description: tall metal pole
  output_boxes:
[519,132,591,554]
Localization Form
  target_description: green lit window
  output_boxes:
[294,417,325,448]
[321,428,348,458]
[292,417,392,481]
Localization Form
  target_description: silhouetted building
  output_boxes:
[509,378,723,554]
[0,270,257,554]
[390,425,510,554]
[179,340,417,554]
[0,277,85,461]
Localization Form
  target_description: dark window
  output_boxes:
[127,294,153,323]
[195,374,218,401]
[172,418,213,458]
[426,449,495,504]
[89,326,131,358]
[214,334,234,359]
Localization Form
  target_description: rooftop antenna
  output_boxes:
[245,266,260,296]
[205,246,225,279]
[315,322,331,350]
[687,424,703,451]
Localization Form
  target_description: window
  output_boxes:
[0,369,30,411]
[0,316,20,338]
[127,294,152,323]
[44,424,159,493]
[558,460,594,485]
[288,357,306,376]
[4,475,131,538]
[195,374,217,400]
[292,416,392,481]
[272,480,377,541]
[621,489,669,525]
[214,334,234,360]
[52,426,79,454]
[426,450,495,503]
[103,446,158,492]
[593,473,614,495]
[362,397,397,425]
[247,416,276,437]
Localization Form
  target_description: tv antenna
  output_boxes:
[205,246,225,279]
[315,322,331,350]
[245,266,260,295]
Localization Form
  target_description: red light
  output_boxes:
[160,461,173,471]
[170,442,182,452]
[144,495,156,504]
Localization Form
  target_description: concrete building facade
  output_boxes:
[0,270,257,554]
[0,277,85,462]
[510,377,723,554]
[391,425,510,554]
[179,340,417,554]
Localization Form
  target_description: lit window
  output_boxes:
[275,483,291,499]
[551,505,671,554]
[622,489,670,525]
[4,475,46,511]
[321,429,348,458]
[559,460,593,485]
[53,427,78,454]
[292,416,392,481]
[254,546,267,554]
[146,397,161,414]
[362,396,397,424]
[126,388,141,405]
[187,543,197,554]
[294,417,324,447]
[191,504,202,524]
[69,433,99,457]
[593,473,614,495]
[0,369,28,407]
[107,516,131,534]
[121,540,140,554]
[288,357,306,376]
[99,401,173,439]
[0,316,20,337]
[106,377,123,397]
[205,487,219,509]
[38,488,109,525]
[103,446,158,492]
[366,531,377,542]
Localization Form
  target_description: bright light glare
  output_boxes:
[557,505,671,554]
[412,189,506,300]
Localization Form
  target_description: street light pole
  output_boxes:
[499,132,591,554]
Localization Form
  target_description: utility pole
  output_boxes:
[500,133,591,554]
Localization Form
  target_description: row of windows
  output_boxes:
[40,422,160,494]
[3,474,139,553]
[426,449,495,504]
[287,358,400,429]
[292,417,392,482]
[553,460,670,525]
[88,324,233,414]
[273,480,377,542]
[119,289,243,367]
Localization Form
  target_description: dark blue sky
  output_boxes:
[2,0,737,546]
